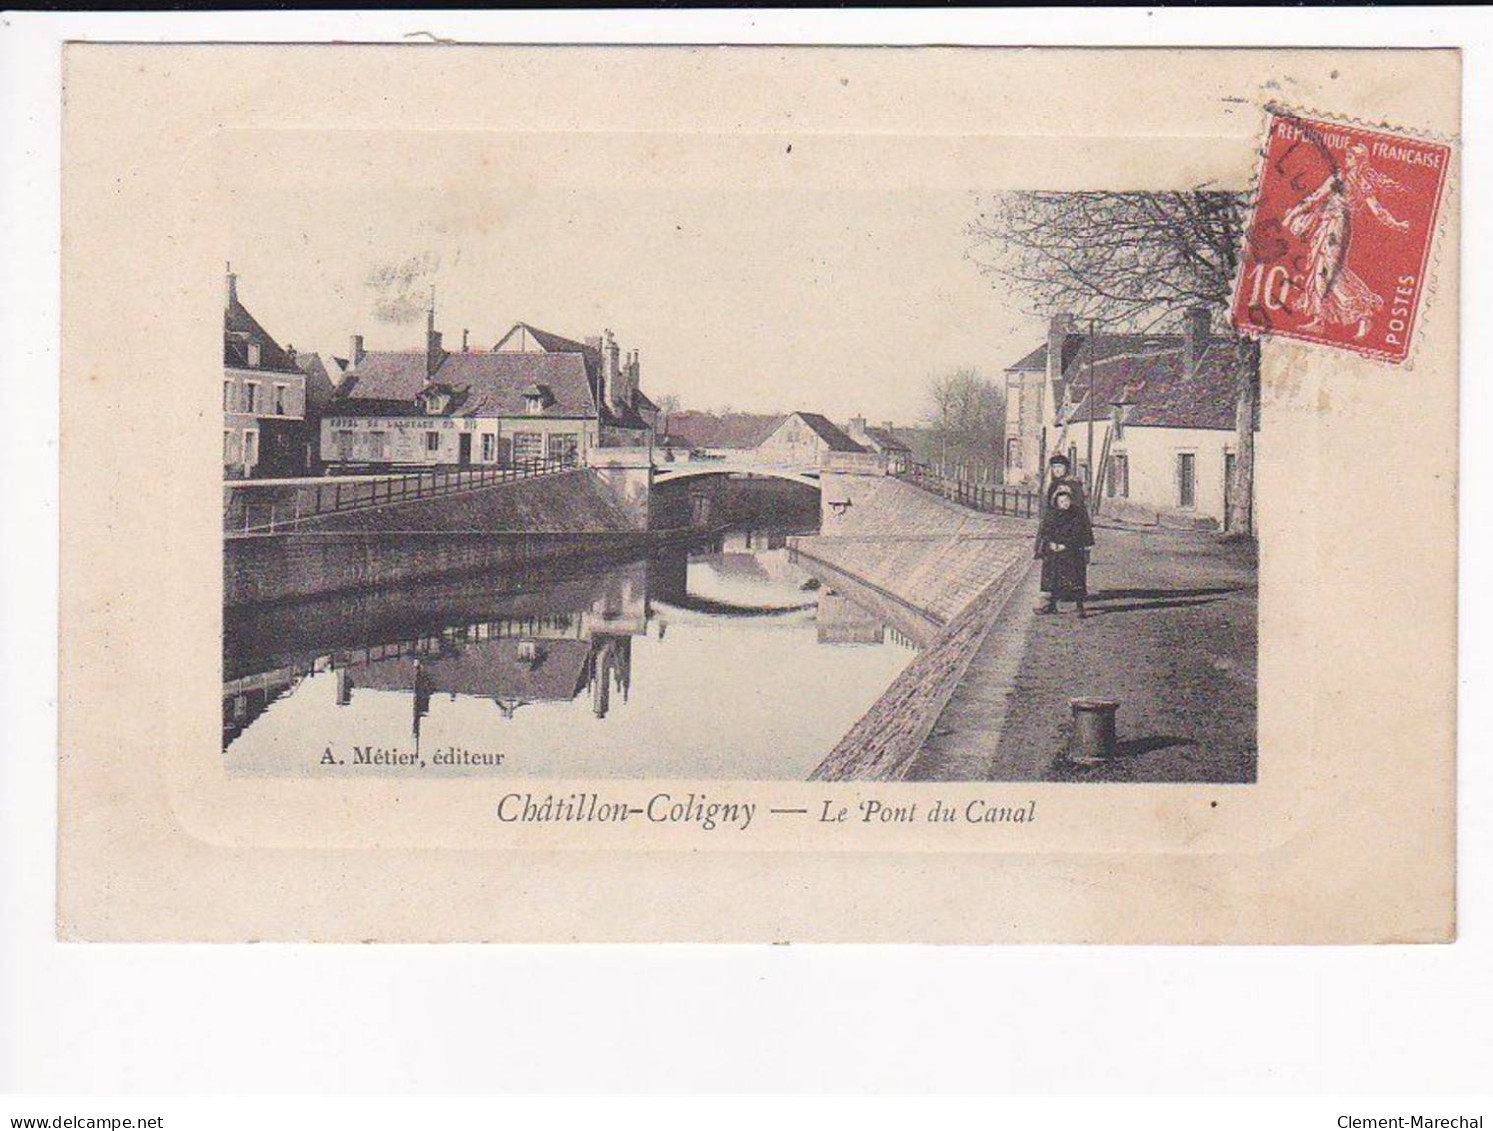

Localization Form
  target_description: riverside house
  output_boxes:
[1002,308,1259,531]
[223,269,309,478]
[755,412,866,465]
[320,314,655,471]
[845,416,913,474]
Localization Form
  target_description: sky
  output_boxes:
[220,129,1046,426]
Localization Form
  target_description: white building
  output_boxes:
[223,270,308,478]
[845,416,913,473]
[756,412,866,465]
[1002,308,1258,531]
[320,316,654,471]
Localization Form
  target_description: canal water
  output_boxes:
[223,529,919,780]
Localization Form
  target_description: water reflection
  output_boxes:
[223,530,918,780]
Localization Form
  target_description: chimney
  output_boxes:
[849,415,867,440]
[602,329,621,407]
[462,328,470,353]
[1184,305,1212,373]
[349,334,365,367]
[286,344,297,364]
[425,303,444,378]
[225,263,238,309]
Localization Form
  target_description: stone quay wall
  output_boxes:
[790,476,1035,781]
[225,468,655,608]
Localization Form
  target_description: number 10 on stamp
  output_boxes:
[1232,109,1451,364]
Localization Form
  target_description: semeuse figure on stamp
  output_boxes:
[1035,454,1095,617]
[1282,141,1411,339]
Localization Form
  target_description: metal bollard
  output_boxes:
[1068,698,1119,765]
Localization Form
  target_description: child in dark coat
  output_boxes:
[1036,484,1095,616]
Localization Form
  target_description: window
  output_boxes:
[1109,453,1129,499]
[547,433,578,464]
[512,432,543,465]
[335,429,356,461]
[223,430,236,463]
[481,433,496,462]
[425,431,441,453]
[368,431,389,461]
[1177,452,1196,509]
[244,382,259,413]
[223,380,233,411]
[247,341,261,368]
[243,429,258,469]
[1006,437,1023,470]
[274,384,287,415]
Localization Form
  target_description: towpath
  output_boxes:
[912,525,1258,783]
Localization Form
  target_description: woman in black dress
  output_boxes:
[1036,484,1095,617]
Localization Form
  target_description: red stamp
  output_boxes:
[1232,110,1450,363]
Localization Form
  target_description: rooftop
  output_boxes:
[859,424,911,452]
[790,412,867,453]
[224,290,303,374]
[1060,337,1252,431]
[334,350,599,419]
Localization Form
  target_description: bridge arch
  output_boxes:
[650,461,822,489]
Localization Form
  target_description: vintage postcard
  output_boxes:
[58,45,1458,941]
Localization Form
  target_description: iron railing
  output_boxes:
[896,463,1039,519]
[819,449,889,475]
[225,454,579,536]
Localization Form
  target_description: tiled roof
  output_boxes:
[295,352,347,412]
[1018,333,1184,376]
[1007,343,1049,372]
[502,323,596,359]
[334,350,599,419]
[494,322,652,432]
[860,425,911,453]
[224,293,302,374]
[793,413,867,453]
[495,322,604,385]
[1061,338,1252,431]
[664,411,785,451]
[710,414,784,449]
[600,398,652,433]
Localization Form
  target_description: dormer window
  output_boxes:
[418,384,454,416]
[523,384,553,416]
[247,341,261,368]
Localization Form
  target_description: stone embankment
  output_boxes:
[272,469,641,535]
[789,477,1035,781]
[225,469,656,609]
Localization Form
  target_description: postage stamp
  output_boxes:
[1231,108,1451,363]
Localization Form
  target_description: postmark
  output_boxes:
[1231,108,1451,364]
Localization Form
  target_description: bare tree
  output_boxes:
[652,393,681,438]
[924,367,1005,483]
[968,191,1259,536]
